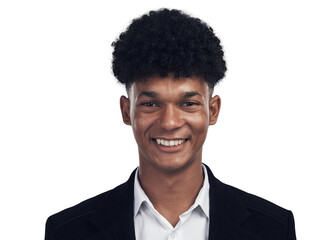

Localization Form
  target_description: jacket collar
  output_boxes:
[205,165,261,240]
[88,169,137,240]
[89,165,260,240]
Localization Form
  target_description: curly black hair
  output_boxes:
[111,8,227,90]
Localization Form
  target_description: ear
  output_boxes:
[209,95,221,125]
[120,96,131,125]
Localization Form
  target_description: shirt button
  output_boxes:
[170,231,177,238]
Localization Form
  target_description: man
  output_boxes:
[45,8,296,240]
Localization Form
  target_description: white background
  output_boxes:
[0,0,311,239]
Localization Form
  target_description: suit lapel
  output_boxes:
[88,169,137,240]
[205,165,261,240]
[87,166,261,240]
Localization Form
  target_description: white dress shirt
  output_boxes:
[134,165,210,240]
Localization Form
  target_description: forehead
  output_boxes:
[129,76,210,98]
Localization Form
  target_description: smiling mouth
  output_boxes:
[154,138,188,147]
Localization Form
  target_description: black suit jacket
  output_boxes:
[45,165,296,240]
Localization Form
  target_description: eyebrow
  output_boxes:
[137,91,202,99]
[181,91,202,98]
[137,91,159,99]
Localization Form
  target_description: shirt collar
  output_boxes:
[193,165,210,217]
[133,168,149,216]
[133,165,210,218]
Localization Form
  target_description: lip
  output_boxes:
[153,137,187,140]
[152,138,188,153]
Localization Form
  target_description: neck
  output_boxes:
[138,160,204,226]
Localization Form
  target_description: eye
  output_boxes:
[142,102,157,107]
[182,102,199,107]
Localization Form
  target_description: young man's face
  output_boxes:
[120,75,221,173]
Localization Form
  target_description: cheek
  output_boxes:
[187,111,210,134]
[132,113,155,139]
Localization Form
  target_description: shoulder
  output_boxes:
[224,182,296,239]
[204,165,296,239]
[44,169,137,240]
[205,164,294,224]
[46,185,117,229]
[228,183,292,222]
[46,172,135,230]
[45,177,136,240]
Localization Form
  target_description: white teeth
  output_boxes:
[155,139,186,146]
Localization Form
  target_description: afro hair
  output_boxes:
[111,8,227,89]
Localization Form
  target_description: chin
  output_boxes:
[153,157,195,173]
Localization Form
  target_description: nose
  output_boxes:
[158,104,185,131]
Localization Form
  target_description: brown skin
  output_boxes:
[120,75,221,226]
